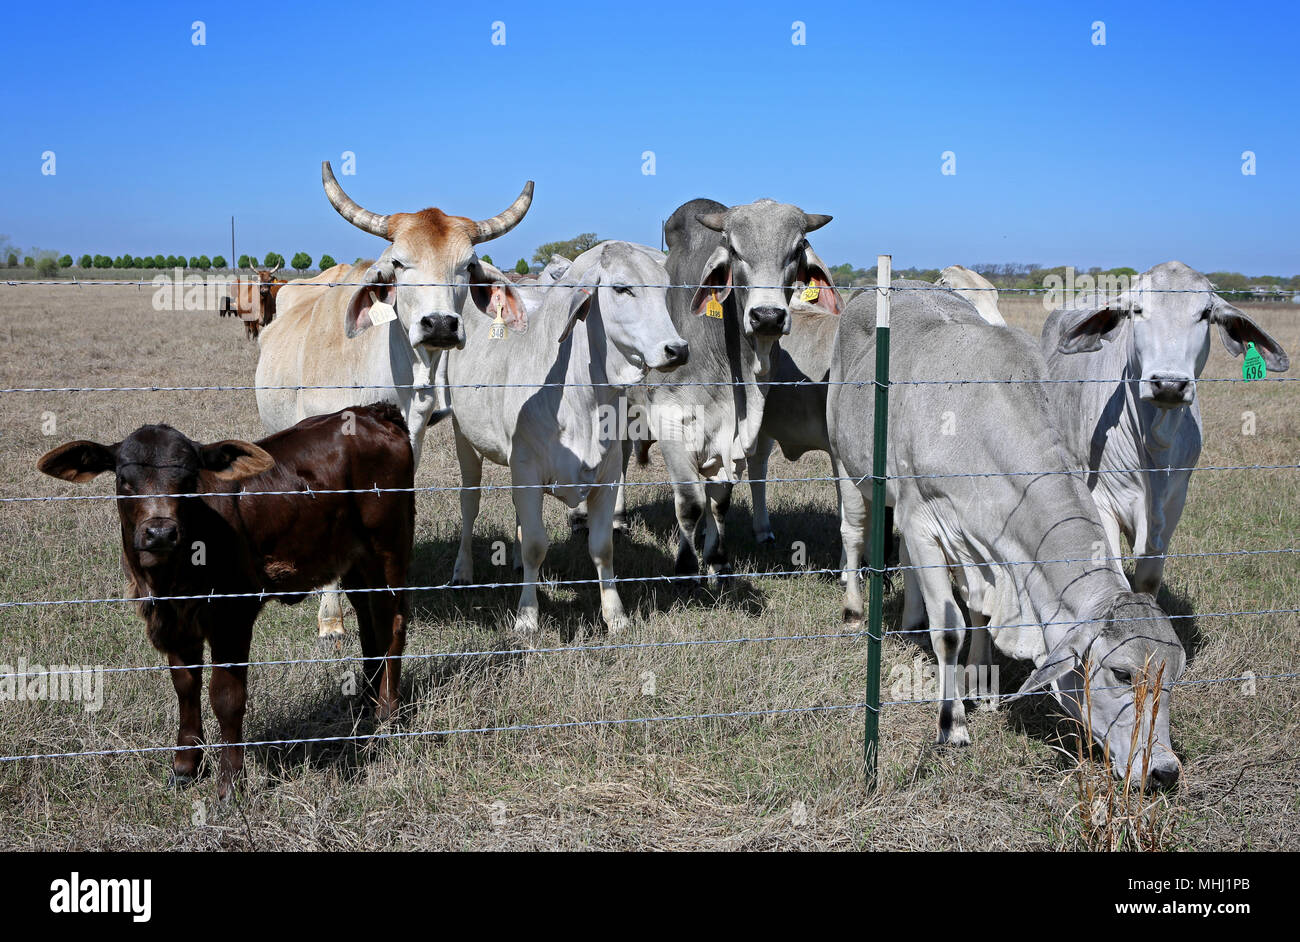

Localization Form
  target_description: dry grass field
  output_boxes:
[0,285,1295,850]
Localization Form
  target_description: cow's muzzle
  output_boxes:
[652,341,690,372]
[747,305,789,337]
[1141,373,1194,408]
[135,518,180,555]
[416,314,463,349]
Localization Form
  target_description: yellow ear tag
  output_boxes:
[367,291,397,326]
[489,295,507,340]
[705,293,723,318]
[802,283,821,303]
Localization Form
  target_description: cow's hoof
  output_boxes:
[605,613,629,636]
[936,727,971,748]
[611,512,628,532]
[514,611,540,634]
[842,607,863,627]
[317,617,345,639]
[167,769,199,789]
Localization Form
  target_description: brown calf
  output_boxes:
[37,403,414,799]
[224,265,286,339]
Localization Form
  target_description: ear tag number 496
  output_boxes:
[1242,342,1266,381]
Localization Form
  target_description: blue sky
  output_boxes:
[3,0,1296,274]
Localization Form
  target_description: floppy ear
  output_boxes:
[1016,640,1082,697]
[37,440,118,482]
[468,258,528,331]
[797,242,842,315]
[1056,301,1131,355]
[1210,296,1289,371]
[558,285,595,344]
[199,440,276,482]
[690,245,733,316]
[345,257,396,338]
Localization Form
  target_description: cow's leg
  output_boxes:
[838,479,868,625]
[899,539,927,634]
[1135,475,1187,596]
[749,433,776,545]
[317,582,345,641]
[512,484,548,634]
[166,643,205,787]
[584,483,627,633]
[911,537,970,746]
[348,570,405,722]
[612,438,631,532]
[661,445,705,582]
[208,625,253,801]
[701,480,733,586]
[451,429,483,586]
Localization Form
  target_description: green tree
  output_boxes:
[189,256,200,269]
[212,255,227,269]
[237,253,250,269]
[36,256,59,276]
[6,253,16,267]
[319,254,336,269]
[291,251,312,272]
[263,252,284,269]
[515,257,530,275]
[480,254,494,266]
[59,254,73,268]
[196,255,211,271]
[532,233,598,264]
[77,254,92,268]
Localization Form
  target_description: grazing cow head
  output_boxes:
[37,428,275,570]
[1056,261,1290,408]
[691,199,839,376]
[560,242,689,385]
[321,161,534,351]
[1019,593,1186,788]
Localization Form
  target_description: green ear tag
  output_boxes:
[1242,341,1266,381]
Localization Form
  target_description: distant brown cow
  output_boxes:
[37,403,415,800]
[223,263,286,338]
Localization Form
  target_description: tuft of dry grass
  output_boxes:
[0,285,1295,850]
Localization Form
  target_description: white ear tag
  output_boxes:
[489,294,507,340]
[367,291,397,326]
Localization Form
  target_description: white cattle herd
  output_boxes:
[248,162,1288,785]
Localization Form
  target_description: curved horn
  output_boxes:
[696,211,727,232]
[803,213,833,232]
[321,161,390,238]
[267,260,281,276]
[472,181,535,244]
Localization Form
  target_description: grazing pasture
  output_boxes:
[0,286,1295,849]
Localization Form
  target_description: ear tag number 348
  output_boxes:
[489,295,507,340]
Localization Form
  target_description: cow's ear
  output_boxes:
[690,245,733,316]
[1211,296,1289,372]
[345,259,395,338]
[1016,636,1085,697]
[1056,302,1131,355]
[468,258,528,331]
[796,242,843,315]
[37,440,118,482]
[558,286,595,344]
[199,440,276,482]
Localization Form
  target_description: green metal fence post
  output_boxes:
[864,254,891,789]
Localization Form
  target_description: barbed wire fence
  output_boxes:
[0,267,1296,782]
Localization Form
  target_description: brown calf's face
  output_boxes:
[37,427,275,569]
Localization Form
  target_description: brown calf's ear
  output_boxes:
[797,243,842,315]
[690,245,733,316]
[1211,296,1289,372]
[199,440,276,482]
[1056,303,1130,355]
[37,440,118,482]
